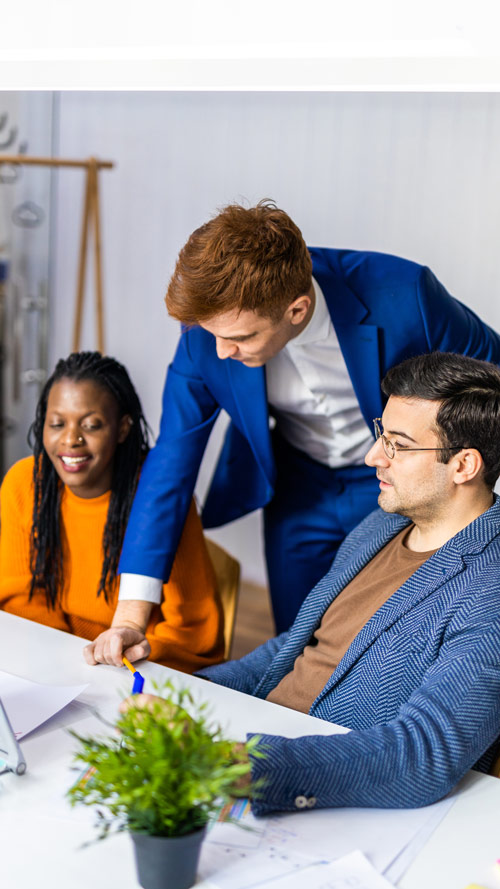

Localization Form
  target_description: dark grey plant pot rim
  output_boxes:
[129,825,207,842]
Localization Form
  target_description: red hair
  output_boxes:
[165,200,312,324]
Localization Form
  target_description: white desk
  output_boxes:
[1,611,500,889]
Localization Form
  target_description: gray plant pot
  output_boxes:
[130,826,207,889]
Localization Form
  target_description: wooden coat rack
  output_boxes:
[0,155,114,354]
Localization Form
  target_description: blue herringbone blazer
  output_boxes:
[201,499,500,814]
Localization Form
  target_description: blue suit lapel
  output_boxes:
[225,359,275,488]
[313,259,384,426]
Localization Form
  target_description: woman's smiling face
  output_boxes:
[42,377,131,498]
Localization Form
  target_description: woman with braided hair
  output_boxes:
[0,352,224,673]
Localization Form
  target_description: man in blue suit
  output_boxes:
[195,352,500,812]
[89,201,500,665]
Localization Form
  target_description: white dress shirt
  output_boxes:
[266,277,373,467]
[119,277,373,603]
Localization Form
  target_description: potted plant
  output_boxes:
[68,681,260,889]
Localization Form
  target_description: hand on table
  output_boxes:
[83,626,151,667]
[119,696,253,793]
[120,693,176,716]
[83,599,153,666]
[119,693,190,732]
[232,742,252,793]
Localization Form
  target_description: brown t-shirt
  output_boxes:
[266,526,437,714]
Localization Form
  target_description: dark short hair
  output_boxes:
[381,352,500,489]
[165,199,313,324]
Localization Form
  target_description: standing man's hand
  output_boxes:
[83,600,153,666]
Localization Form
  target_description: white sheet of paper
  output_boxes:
[206,799,266,849]
[263,795,454,875]
[201,799,326,887]
[262,850,397,889]
[201,848,396,889]
[383,795,455,883]
[0,670,88,739]
[200,842,323,889]
[200,791,455,883]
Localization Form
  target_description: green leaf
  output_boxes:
[68,680,265,840]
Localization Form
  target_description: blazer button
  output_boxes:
[294,795,308,809]
[307,797,317,808]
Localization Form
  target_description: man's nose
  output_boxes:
[216,338,238,360]
[365,436,389,468]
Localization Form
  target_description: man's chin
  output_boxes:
[241,358,265,367]
[379,494,411,520]
[378,492,399,514]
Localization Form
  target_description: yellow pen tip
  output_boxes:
[122,656,136,673]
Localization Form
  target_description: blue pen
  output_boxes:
[123,656,145,694]
[132,672,145,694]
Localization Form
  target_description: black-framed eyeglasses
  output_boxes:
[373,418,465,461]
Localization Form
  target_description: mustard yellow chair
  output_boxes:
[489,750,500,778]
[205,538,241,660]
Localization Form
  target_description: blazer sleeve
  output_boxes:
[0,461,71,632]
[144,500,225,673]
[198,631,290,694]
[247,615,500,814]
[118,333,221,581]
[417,266,500,362]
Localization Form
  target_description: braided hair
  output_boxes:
[28,352,150,607]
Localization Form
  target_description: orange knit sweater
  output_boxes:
[0,457,224,673]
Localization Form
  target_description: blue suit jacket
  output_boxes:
[119,248,500,579]
[201,499,500,813]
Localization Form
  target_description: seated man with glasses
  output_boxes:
[189,351,500,812]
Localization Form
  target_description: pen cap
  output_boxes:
[132,673,144,695]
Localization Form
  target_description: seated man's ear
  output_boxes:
[451,448,484,486]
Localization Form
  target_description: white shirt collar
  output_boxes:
[287,277,331,348]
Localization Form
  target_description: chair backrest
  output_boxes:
[205,538,241,660]
[489,750,500,779]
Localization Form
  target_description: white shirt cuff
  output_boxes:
[118,574,163,605]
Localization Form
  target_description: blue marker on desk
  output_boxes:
[122,656,145,694]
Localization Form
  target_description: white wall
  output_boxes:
[49,91,500,584]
